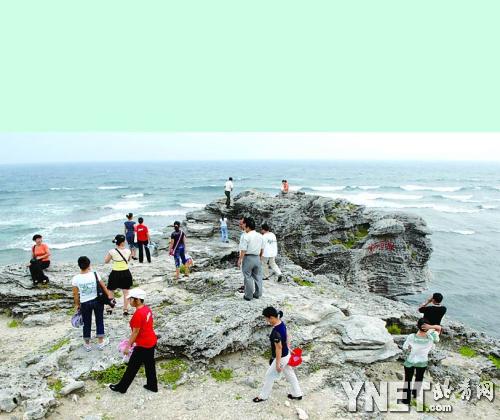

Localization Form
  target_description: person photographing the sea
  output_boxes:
[418,292,446,334]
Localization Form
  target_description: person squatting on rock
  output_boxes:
[29,234,51,284]
[400,318,440,405]
[237,217,264,301]
[134,217,152,263]
[110,288,158,394]
[224,176,234,208]
[280,179,289,194]
[418,292,446,334]
[253,307,303,402]
[260,223,283,282]
[169,221,189,280]
[72,256,113,351]
[220,214,229,243]
[124,213,138,260]
[104,234,133,316]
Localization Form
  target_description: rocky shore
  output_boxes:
[0,191,498,419]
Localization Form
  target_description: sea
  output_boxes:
[0,161,499,337]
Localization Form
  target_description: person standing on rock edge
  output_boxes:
[134,217,151,263]
[224,177,234,208]
[253,307,303,403]
[72,256,113,351]
[260,223,283,282]
[29,234,51,284]
[169,221,189,280]
[110,288,158,394]
[104,235,133,316]
[280,180,289,194]
[237,216,264,301]
[418,292,446,334]
[400,318,440,405]
[220,214,229,243]
[124,213,138,260]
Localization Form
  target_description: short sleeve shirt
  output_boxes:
[171,230,185,249]
[134,224,149,242]
[240,230,264,255]
[33,244,50,262]
[419,306,447,325]
[124,221,136,237]
[130,305,157,348]
[109,248,131,271]
[71,272,100,303]
[262,232,278,258]
[270,322,289,358]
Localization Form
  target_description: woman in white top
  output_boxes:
[220,215,229,243]
[400,318,440,405]
[104,234,133,316]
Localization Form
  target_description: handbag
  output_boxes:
[30,245,38,265]
[288,347,303,367]
[94,272,115,307]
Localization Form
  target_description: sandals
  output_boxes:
[288,394,303,400]
[252,397,266,403]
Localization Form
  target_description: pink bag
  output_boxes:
[118,339,135,361]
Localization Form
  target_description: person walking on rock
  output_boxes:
[124,213,137,260]
[110,288,158,394]
[400,318,440,405]
[260,223,283,282]
[237,217,264,301]
[253,307,303,402]
[224,177,234,208]
[169,221,189,280]
[220,214,229,243]
[29,234,51,284]
[72,256,113,351]
[418,292,446,334]
[134,217,151,263]
[104,235,133,316]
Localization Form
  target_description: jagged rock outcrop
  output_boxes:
[184,191,432,298]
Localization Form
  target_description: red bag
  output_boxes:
[288,347,303,367]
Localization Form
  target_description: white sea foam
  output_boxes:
[310,186,346,192]
[142,210,187,217]
[288,185,303,192]
[180,203,205,209]
[98,186,128,190]
[49,187,75,191]
[54,214,124,228]
[432,228,475,235]
[401,185,462,192]
[441,194,474,202]
[103,201,145,210]
[357,185,381,190]
[49,240,102,249]
[122,193,144,199]
[480,204,497,210]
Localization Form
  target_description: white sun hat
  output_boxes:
[128,288,146,300]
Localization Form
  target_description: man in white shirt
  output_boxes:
[260,223,283,281]
[237,216,264,301]
[224,177,234,208]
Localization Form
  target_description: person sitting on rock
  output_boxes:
[72,256,113,351]
[237,217,264,301]
[253,307,303,403]
[29,234,51,284]
[260,223,283,282]
[280,179,289,194]
[418,292,446,334]
[400,318,440,405]
[110,288,158,394]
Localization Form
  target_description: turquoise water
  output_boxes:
[1,161,499,337]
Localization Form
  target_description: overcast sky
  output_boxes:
[1,133,500,164]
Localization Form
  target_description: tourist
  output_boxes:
[400,318,440,405]
[224,177,234,208]
[124,213,137,260]
[29,234,51,284]
[109,288,158,394]
[253,307,303,402]
[72,256,112,351]
[169,221,188,280]
[418,292,446,333]
[220,214,229,243]
[104,234,133,316]
[280,180,289,194]
[184,252,194,270]
[134,217,151,263]
[237,216,264,301]
[260,223,283,282]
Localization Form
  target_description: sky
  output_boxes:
[1,133,500,164]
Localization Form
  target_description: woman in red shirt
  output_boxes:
[134,217,151,263]
[109,288,158,393]
[29,234,51,284]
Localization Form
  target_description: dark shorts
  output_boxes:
[107,269,133,290]
[126,235,136,248]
